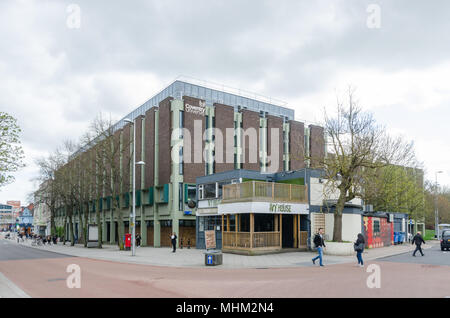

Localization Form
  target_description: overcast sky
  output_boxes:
[1,0,449,205]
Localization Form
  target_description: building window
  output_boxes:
[185,184,197,203]
[373,220,380,233]
[179,183,183,211]
[203,183,216,199]
[179,110,184,138]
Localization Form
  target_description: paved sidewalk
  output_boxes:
[1,233,439,269]
[0,272,30,298]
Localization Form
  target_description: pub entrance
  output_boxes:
[282,214,294,248]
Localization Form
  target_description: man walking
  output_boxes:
[412,231,425,257]
[312,228,326,267]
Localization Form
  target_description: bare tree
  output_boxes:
[82,114,132,250]
[319,87,417,242]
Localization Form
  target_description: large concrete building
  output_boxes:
[54,78,325,248]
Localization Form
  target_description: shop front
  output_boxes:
[218,181,309,255]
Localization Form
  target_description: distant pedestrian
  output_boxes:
[312,228,326,267]
[171,232,177,253]
[412,231,425,256]
[52,235,57,245]
[136,234,141,247]
[354,233,365,267]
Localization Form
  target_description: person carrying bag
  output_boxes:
[354,233,365,267]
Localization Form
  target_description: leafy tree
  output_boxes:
[318,88,417,242]
[0,112,25,187]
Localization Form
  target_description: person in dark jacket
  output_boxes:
[312,228,326,266]
[412,231,425,256]
[136,233,141,248]
[171,232,177,253]
[354,233,365,267]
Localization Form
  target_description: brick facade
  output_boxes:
[241,109,260,170]
[158,97,173,185]
[214,103,235,173]
[267,115,284,173]
[144,108,155,188]
[289,120,305,170]
[183,96,206,183]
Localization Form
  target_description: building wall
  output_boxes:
[309,125,325,169]
[144,108,155,188]
[241,109,260,170]
[267,115,283,173]
[289,121,305,170]
[183,96,206,183]
[363,216,394,248]
[214,103,235,173]
[158,97,173,185]
[324,213,362,242]
[135,115,144,189]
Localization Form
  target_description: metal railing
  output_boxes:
[222,181,307,203]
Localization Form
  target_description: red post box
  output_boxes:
[125,233,131,250]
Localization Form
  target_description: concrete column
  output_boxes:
[141,206,147,246]
[250,213,254,249]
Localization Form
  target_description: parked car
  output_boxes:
[441,230,450,251]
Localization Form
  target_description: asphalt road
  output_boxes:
[1,239,449,298]
[0,239,71,261]
[377,244,450,266]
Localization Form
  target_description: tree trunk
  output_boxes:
[96,196,103,249]
[50,207,56,236]
[62,217,67,245]
[69,212,75,246]
[333,190,347,242]
[117,216,124,250]
[83,203,88,248]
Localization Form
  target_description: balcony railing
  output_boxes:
[222,181,307,203]
[222,231,281,249]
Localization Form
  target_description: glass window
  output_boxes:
[229,215,236,232]
[203,183,216,199]
[179,183,183,211]
[254,214,275,232]
[179,146,183,175]
[374,220,380,233]
[186,184,197,202]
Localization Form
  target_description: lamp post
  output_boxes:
[435,171,443,239]
[124,118,145,256]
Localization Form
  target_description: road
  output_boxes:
[0,239,449,298]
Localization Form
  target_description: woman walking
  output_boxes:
[354,233,365,267]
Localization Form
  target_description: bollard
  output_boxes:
[180,238,183,249]
[187,238,191,249]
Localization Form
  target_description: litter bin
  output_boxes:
[204,250,223,266]
[125,233,131,251]
[399,232,405,244]
[394,232,399,245]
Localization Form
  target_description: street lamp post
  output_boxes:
[435,171,443,239]
[124,118,145,256]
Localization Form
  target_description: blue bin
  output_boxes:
[399,232,405,244]
[394,232,399,244]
